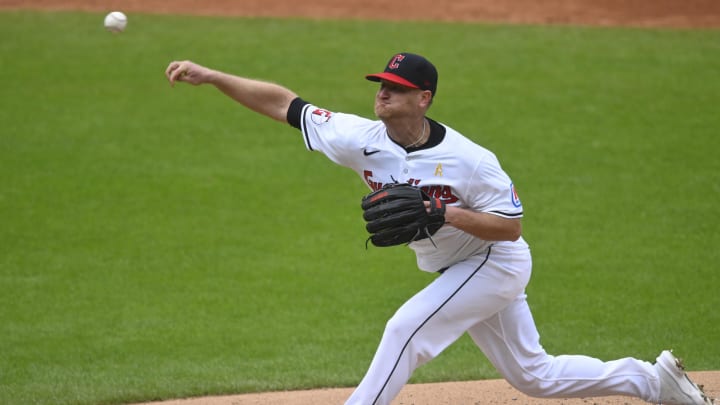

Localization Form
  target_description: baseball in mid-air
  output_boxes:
[104,11,128,33]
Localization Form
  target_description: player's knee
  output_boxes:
[383,313,417,341]
[504,374,547,398]
[382,314,435,362]
[499,357,555,398]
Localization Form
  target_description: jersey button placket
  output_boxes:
[402,155,411,178]
[395,156,409,182]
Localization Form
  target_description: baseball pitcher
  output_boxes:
[165,52,713,405]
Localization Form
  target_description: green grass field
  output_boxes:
[1,10,719,405]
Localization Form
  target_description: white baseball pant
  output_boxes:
[345,244,660,405]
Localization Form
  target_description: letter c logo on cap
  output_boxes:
[388,54,405,70]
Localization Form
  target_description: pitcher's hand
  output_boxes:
[165,60,213,87]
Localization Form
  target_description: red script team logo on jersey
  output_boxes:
[363,171,460,204]
[311,108,333,125]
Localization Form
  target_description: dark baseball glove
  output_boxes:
[361,182,446,247]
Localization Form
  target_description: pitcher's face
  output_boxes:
[373,81,426,120]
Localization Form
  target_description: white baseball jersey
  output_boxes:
[287,99,662,405]
[293,101,527,272]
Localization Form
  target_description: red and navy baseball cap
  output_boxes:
[366,52,438,96]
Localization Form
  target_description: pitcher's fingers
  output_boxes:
[165,61,179,80]
[165,61,187,85]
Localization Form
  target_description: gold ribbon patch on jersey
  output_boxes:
[434,163,443,177]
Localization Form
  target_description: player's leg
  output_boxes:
[345,246,531,405]
[467,293,660,401]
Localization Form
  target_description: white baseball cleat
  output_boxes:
[655,350,714,405]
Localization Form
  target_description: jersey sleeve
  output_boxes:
[294,102,377,167]
[467,153,523,218]
[286,97,308,129]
